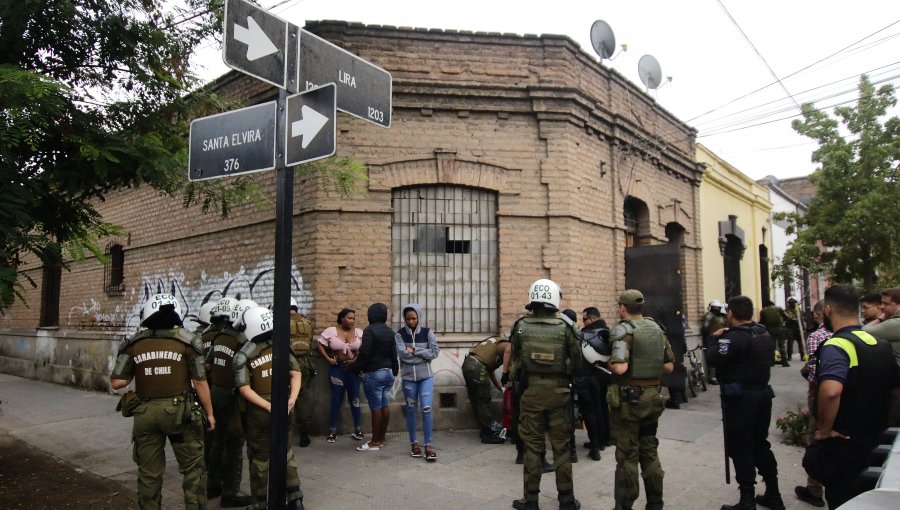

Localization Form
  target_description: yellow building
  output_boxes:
[698,144,773,313]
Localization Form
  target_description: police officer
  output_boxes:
[784,297,805,361]
[510,279,581,510]
[706,295,783,510]
[194,301,217,337]
[806,285,900,508]
[702,300,728,385]
[234,306,305,510]
[110,293,215,510]
[288,297,316,447]
[576,306,612,461]
[759,300,790,367]
[204,298,254,507]
[608,289,674,510]
[463,335,510,444]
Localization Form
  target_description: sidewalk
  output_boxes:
[0,361,818,510]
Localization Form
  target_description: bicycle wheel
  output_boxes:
[687,366,698,398]
[699,366,708,392]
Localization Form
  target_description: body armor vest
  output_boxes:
[209,329,243,387]
[289,312,314,356]
[249,342,274,396]
[759,306,784,330]
[201,325,223,356]
[701,312,728,339]
[625,318,666,379]
[471,337,507,371]
[128,337,192,398]
[516,317,570,376]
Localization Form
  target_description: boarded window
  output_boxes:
[104,243,125,295]
[392,186,498,334]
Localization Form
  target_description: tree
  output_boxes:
[0,1,364,311]
[778,74,900,291]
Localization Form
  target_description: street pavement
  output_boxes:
[0,357,819,510]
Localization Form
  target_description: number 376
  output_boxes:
[224,158,240,172]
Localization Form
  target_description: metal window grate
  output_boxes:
[104,243,125,295]
[392,186,498,334]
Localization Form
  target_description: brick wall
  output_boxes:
[2,23,704,429]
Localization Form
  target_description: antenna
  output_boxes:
[589,20,617,60]
[637,54,663,90]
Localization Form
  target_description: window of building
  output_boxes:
[392,186,498,334]
[624,197,650,248]
[104,243,125,295]
[39,264,61,327]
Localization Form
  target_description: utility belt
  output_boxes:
[607,383,659,408]
[119,391,201,427]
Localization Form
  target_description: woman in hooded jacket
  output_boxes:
[395,303,440,461]
[355,303,398,451]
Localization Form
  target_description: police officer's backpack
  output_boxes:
[289,314,314,356]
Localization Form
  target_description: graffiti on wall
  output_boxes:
[66,260,312,338]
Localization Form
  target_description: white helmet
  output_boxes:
[243,307,274,343]
[290,297,298,310]
[231,299,259,330]
[708,300,724,311]
[197,302,217,326]
[211,297,237,321]
[141,293,181,326]
[527,279,561,310]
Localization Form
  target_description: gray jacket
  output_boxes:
[395,303,440,381]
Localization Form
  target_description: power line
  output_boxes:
[687,17,900,123]
[715,0,801,113]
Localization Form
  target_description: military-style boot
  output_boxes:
[512,498,540,510]
[287,497,305,510]
[220,491,253,508]
[481,427,505,444]
[721,485,756,510]
[755,478,786,510]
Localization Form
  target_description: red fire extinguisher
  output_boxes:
[503,387,514,430]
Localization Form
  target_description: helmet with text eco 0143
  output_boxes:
[211,297,237,321]
[527,279,561,310]
[231,299,259,330]
[198,302,217,325]
[141,293,181,326]
[243,307,274,343]
[708,300,724,312]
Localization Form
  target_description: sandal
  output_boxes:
[409,443,423,457]
[424,445,437,462]
[356,441,381,451]
[326,433,336,443]
[351,431,365,441]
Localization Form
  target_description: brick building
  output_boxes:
[1,22,704,431]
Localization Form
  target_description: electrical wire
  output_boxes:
[687,17,900,123]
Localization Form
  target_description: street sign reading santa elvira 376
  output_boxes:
[224,0,290,89]
[188,101,277,181]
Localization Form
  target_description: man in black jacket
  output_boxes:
[707,295,783,510]
[576,306,612,461]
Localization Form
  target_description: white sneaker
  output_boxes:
[356,442,381,451]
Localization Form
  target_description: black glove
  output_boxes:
[500,372,509,385]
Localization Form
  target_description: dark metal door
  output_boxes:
[624,244,686,392]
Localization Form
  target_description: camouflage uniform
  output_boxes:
[510,311,581,509]
[759,304,789,366]
[289,311,316,442]
[204,325,248,499]
[234,338,304,509]
[608,317,674,510]
[463,336,508,432]
[111,328,208,510]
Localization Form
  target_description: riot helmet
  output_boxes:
[197,302,216,326]
[211,297,237,323]
[526,279,561,311]
[243,307,274,343]
[708,300,724,312]
[231,299,259,330]
[141,293,182,327]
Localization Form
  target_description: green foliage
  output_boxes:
[780,75,900,291]
[0,1,366,312]
[775,404,810,446]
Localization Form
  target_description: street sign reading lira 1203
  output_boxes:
[224,0,289,89]
[188,101,277,181]
[299,29,392,128]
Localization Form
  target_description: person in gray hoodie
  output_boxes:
[395,303,440,461]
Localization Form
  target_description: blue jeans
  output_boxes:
[362,368,394,410]
[402,377,434,445]
[328,364,361,431]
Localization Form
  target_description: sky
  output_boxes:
[192,0,900,181]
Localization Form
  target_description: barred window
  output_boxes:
[392,186,498,334]
[104,243,125,295]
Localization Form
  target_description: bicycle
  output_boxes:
[685,344,708,398]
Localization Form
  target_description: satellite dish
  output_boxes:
[638,54,663,90]
[590,20,616,60]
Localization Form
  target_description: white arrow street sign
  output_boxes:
[291,106,328,149]
[233,16,278,61]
